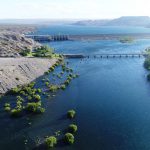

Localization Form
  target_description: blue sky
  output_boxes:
[0,0,150,19]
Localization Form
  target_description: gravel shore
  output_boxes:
[0,57,57,94]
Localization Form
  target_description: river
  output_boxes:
[1,25,150,150]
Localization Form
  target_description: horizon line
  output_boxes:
[0,16,150,21]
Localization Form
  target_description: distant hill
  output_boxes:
[73,19,111,26]
[73,16,150,27]
[106,16,150,26]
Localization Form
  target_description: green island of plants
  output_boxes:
[67,110,76,119]
[119,37,134,43]
[64,133,75,144]
[68,124,78,133]
[5,82,45,117]
[45,136,57,148]
[4,103,11,112]
[144,48,150,81]
[144,57,150,70]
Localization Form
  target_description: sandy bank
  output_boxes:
[0,57,57,94]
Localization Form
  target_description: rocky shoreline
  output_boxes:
[0,57,57,94]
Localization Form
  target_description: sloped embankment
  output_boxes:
[0,58,57,94]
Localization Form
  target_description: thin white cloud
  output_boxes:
[0,0,150,19]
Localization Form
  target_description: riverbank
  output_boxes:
[0,57,57,94]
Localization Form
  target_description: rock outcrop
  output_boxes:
[0,25,41,57]
[0,32,41,57]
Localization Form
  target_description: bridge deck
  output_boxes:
[63,53,149,58]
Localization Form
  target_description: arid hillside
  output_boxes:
[0,25,41,57]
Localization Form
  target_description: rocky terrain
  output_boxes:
[0,25,57,94]
[0,58,57,94]
[0,25,41,57]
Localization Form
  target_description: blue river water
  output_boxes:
[1,26,150,150]
[35,25,150,35]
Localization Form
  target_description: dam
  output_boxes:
[26,33,150,42]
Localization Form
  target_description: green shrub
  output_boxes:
[64,133,74,144]
[45,136,57,148]
[49,66,55,72]
[11,87,21,94]
[16,96,24,102]
[45,82,49,87]
[26,102,45,113]
[61,84,66,90]
[68,124,78,133]
[11,109,22,117]
[64,80,70,85]
[144,58,150,70]
[34,45,54,57]
[45,71,50,75]
[4,103,11,112]
[67,76,72,81]
[20,90,26,96]
[57,74,62,79]
[28,82,36,88]
[4,103,10,107]
[147,74,150,81]
[67,110,76,119]
[23,86,36,95]
[37,88,42,93]
[27,96,32,101]
[33,94,41,101]
[16,100,22,105]
[119,37,134,43]
[20,49,31,56]
[49,85,59,92]
[4,107,11,112]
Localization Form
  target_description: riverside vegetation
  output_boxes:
[119,37,134,43]
[3,58,79,117]
[144,48,150,80]
[20,45,60,58]
[2,45,79,149]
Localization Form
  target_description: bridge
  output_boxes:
[63,53,149,59]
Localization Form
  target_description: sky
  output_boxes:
[0,0,150,19]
